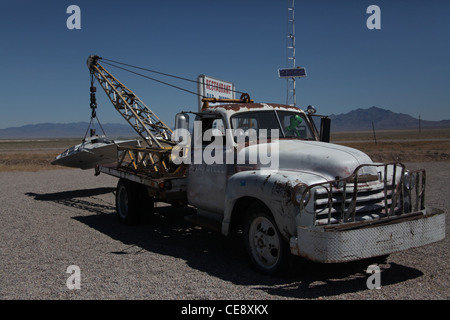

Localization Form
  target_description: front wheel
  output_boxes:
[244,204,292,275]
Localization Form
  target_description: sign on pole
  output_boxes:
[197,75,235,110]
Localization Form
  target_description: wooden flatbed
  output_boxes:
[97,163,188,203]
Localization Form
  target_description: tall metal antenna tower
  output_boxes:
[278,0,306,105]
[286,0,296,106]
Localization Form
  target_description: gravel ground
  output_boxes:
[0,163,448,301]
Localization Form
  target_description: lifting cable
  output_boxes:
[101,60,201,97]
[100,57,248,99]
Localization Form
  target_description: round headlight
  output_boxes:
[404,172,416,190]
[292,184,311,206]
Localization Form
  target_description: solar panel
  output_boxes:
[278,67,307,78]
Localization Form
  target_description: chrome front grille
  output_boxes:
[314,181,394,225]
[300,163,426,226]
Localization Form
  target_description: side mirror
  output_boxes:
[174,113,189,143]
[320,117,331,142]
[306,105,316,115]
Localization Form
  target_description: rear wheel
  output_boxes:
[244,203,292,275]
[116,179,142,224]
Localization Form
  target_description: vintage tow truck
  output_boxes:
[87,55,445,274]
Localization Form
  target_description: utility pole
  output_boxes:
[372,122,377,144]
[419,115,422,134]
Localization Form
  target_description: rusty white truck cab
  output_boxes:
[177,101,445,274]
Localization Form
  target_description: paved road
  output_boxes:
[0,163,448,301]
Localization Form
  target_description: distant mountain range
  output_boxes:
[0,122,137,139]
[329,107,450,132]
[0,107,449,139]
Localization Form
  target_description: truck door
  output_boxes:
[187,115,232,215]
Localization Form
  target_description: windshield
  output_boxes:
[230,110,315,140]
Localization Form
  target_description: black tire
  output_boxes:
[115,179,141,225]
[244,203,292,275]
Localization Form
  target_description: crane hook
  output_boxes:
[89,73,97,118]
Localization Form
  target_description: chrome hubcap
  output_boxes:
[248,216,281,269]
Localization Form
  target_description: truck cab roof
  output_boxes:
[201,102,305,115]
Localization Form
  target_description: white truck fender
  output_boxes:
[221,170,324,239]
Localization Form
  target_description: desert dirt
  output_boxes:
[0,164,448,301]
[331,128,450,163]
[0,138,81,172]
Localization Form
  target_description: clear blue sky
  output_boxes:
[1,0,449,129]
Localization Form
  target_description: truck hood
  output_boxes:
[238,139,375,181]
